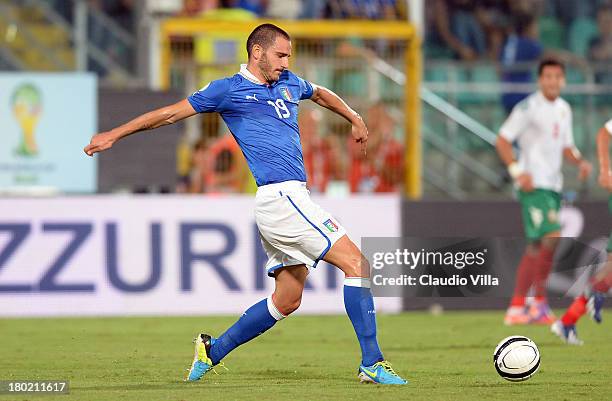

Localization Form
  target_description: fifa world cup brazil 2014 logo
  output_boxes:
[11,83,42,156]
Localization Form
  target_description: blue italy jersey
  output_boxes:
[187,64,314,186]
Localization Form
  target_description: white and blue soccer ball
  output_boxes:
[493,336,540,381]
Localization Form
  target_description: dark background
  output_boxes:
[401,200,610,310]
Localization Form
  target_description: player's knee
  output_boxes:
[541,235,560,250]
[284,296,302,315]
[342,253,370,278]
[278,298,301,315]
[274,294,302,315]
[526,243,540,255]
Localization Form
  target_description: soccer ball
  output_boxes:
[493,336,540,381]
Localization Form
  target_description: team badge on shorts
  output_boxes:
[323,218,339,232]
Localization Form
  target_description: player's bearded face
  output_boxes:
[258,38,291,83]
[538,66,565,100]
[258,53,277,83]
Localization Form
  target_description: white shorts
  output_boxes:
[255,180,346,277]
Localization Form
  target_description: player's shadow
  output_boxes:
[385,343,488,352]
[74,381,257,392]
[72,382,185,392]
[467,382,545,388]
[74,373,341,392]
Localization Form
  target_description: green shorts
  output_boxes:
[518,189,562,241]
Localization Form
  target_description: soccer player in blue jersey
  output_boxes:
[84,23,407,385]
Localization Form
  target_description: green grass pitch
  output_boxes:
[0,311,610,401]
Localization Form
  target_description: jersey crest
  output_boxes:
[279,87,293,102]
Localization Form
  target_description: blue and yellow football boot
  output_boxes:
[186,333,216,381]
[358,360,408,385]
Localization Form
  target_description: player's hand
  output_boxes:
[84,131,116,156]
[577,160,592,181]
[351,117,368,155]
[599,170,612,191]
[516,173,534,192]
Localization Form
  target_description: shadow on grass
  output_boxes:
[72,376,346,392]
[73,381,261,392]
[385,343,488,352]
[466,382,545,388]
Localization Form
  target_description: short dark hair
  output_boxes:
[246,24,290,58]
[538,58,565,76]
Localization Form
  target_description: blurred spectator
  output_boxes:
[347,0,400,20]
[499,13,543,114]
[323,0,401,20]
[203,133,249,193]
[198,0,257,19]
[432,0,487,61]
[367,103,403,192]
[300,0,326,18]
[266,0,302,19]
[174,0,406,19]
[545,0,596,27]
[348,103,403,193]
[331,37,379,101]
[299,109,343,193]
[187,0,265,17]
[509,0,542,15]
[188,138,209,193]
[589,5,612,83]
[476,0,511,59]
[181,0,219,16]
[236,0,268,16]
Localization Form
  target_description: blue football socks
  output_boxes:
[344,277,384,366]
[209,296,285,365]
[208,279,383,367]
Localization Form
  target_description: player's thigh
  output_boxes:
[541,231,561,249]
[323,234,369,278]
[518,189,561,242]
[273,264,308,300]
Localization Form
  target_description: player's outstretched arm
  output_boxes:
[562,146,592,181]
[597,125,612,190]
[84,99,196,156]
[309,84,368,153]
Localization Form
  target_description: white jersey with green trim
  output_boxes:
[499,91,574,192]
